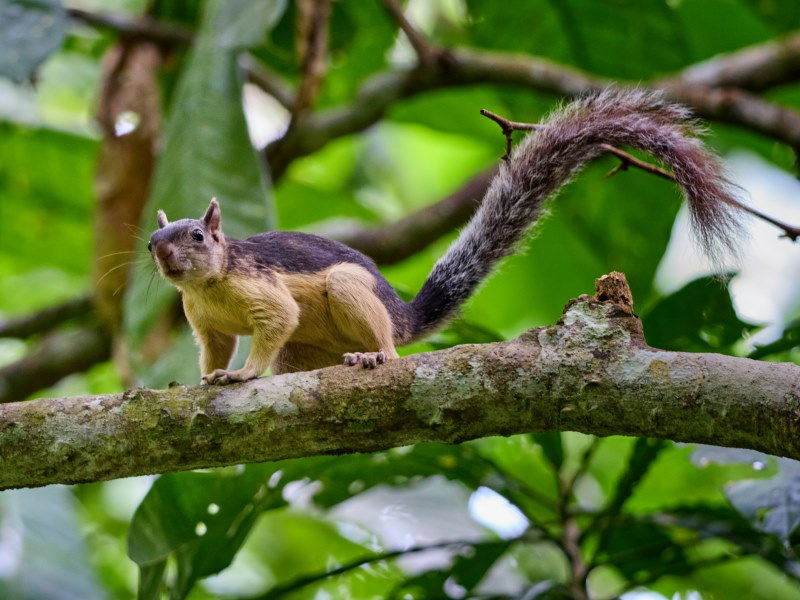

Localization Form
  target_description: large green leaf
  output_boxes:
[586,439,668,559]
[128,463,292,599]
[606,439,669,517]
[128,447,498,598]
[124,0,286,386]
[726,458,800,543]
[597,519,690,582]
[243,510,404,600]
[389,539,512,599]
[741,0,800,32]
[533,432,564,473]
[463,0,777,78]
[0,487,105,600]
[308,444,493,509]
[642,275,755,353]
[463,0,687,78]
[0,0,66,82]
[0,124,95,312]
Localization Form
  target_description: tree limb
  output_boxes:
[659,31,800,92]
[380,0,440,67]
[292,0,332,117]
[68,8,800,94]
[241,54,296,110]
[0,296,94,339]
[333,167,497,264]
[67,8,192,46]
[1,273,798,491]
[66,8,800,176]
[266,47,800,178]
[0,324,111,404]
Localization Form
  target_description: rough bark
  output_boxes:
[1,274,798,491]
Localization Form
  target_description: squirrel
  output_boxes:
[148,89,742,385]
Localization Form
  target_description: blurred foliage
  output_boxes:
[2,0,800,598]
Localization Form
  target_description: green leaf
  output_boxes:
[726,458,800,543]
[750,319,800,360]
[690,445,771,469]
[0,487,105,600]
[642,275,756,353]
[599,519,690,582]
[741,0,800,32]
[473,436,560,524]
[249,510,403,600]
[665,504,790,568]
[463,0,688,78]
[422,317,505,351]
[390,540,512,599]
[124,0,285,385]
[308,444,493,508]
[533,432,564,473]
[128,464,286,598]
[0,0,66,82]
[605,438,668,517]
[209,0,286,49]
[138,561,166,600]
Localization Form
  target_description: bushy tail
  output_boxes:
[409,88,743,336]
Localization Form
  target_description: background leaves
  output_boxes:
[2,0,800,598]
[0,0,66,82]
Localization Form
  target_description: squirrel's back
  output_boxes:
[229,231,415,340]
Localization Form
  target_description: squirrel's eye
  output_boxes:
[147,241,152,252]
[191,229,204,242]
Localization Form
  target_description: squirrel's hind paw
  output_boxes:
[343,350,387,369]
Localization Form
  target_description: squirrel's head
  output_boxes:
[148,198,227,287]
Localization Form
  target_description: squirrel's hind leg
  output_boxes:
[326,264,399,369]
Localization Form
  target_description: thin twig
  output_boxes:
[479,109,540,161]
[70,8,299,111]
[597,143,675,181]
[293,0,332,117]
[480,108,800,242]
[67,7,192,45]
[380,0,438,67]
[247,536,529,600]
[241,54,296,110]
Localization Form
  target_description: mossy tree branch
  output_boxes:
[1,274,798,491]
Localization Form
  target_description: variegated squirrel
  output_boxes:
[148,89,742,385]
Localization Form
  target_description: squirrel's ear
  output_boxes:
[203,197,221,234]
[157,210,169,229]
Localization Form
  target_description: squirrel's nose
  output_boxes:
[154,242,174,262]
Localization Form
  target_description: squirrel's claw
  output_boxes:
[342,350,387,369]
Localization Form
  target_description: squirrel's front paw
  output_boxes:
[343,350,387,369]
[202,368,259,385]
